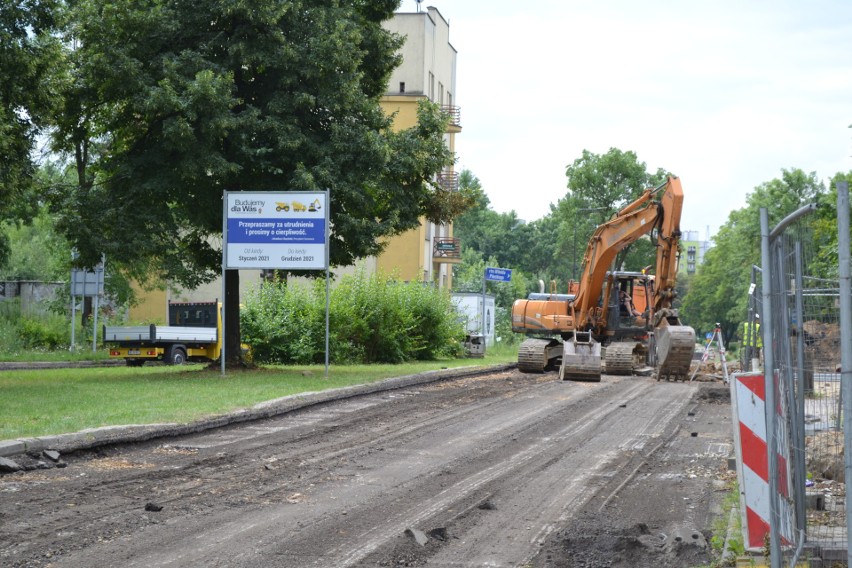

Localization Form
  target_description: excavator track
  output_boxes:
[656,323,696,381]
[603,342,635,375]
[517,338,562,373]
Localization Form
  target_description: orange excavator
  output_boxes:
[511,176,696,381]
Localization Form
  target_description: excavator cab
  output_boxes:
[605,273,652,334]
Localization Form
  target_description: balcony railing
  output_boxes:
[433,237,461,261]
[436,171,459,192]
[441,105,461,128]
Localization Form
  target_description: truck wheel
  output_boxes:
[166,346,187,365]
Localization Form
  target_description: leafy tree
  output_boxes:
[48,0,468,362]
[681,168,826,339]
[0,1,64,262]
[0,161,73,281]
[564,148,668,212]
[554,148,670,278]
[808,171,852,280]
[0,205,68,282]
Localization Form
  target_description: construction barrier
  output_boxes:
[730,371,795,550]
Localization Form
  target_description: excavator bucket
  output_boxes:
[560,332,601,382]
[655,320,696,381]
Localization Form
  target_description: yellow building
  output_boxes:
[376,6,462,289]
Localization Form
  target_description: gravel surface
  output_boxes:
[0,368,733,567]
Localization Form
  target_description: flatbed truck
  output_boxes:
[104,301,222,366]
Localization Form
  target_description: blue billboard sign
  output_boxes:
[225,191,328,270]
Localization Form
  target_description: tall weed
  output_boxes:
[0,299,71,352]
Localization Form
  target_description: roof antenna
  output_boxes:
[415,0,423,12]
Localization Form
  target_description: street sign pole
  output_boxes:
[481,272,487,337]
[70,252,106,353]
[70,291,76,352]
[221,191,227,376]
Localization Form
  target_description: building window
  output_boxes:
[399,81,405,93]
[429,72,435,101]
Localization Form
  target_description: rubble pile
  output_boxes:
[802,321,841,371]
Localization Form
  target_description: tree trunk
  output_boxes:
[225,269,242,365]
[81,296,93,324]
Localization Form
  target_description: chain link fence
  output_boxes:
[758,187,849,567]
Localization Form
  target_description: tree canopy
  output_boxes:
[51,0,460,276]
[36,0,469,360]
[554,148,670,279]
[0,1,64,262]
[681,168,827,340]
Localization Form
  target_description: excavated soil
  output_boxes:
[0,369,734,567]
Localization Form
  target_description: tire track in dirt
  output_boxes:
[1,371,701,567]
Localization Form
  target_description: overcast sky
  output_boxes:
[397,0,852,239]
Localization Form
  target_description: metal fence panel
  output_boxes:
[761,199,848,566]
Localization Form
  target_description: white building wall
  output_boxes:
[383,7,457,102]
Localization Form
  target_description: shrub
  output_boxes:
[240,280,323,364]
[241,272,465,365]
[18,315,69,350]
[0,299,72,352]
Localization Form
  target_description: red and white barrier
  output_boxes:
[731,371,794,550]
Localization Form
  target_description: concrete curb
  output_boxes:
[0,363,516,458]
[0,360,126,371]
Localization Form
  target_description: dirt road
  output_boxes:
[0,368,733,567]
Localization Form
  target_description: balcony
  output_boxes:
[433,237,462,263]
[441,105,461,132]
[436,170,459,192]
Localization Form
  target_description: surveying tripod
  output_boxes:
[690,323,730,383]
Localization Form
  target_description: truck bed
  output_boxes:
[104,325,218,343]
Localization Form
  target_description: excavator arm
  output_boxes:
[650,176,684,316]
[570,176,685,328]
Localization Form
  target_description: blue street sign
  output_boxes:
[485,267,512,282]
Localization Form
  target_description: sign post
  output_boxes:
[70,254,105,353]
[482,267,512,343]
[222,191,329,375]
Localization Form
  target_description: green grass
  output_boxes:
[0,344,518,441]
[702,480,744,567]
